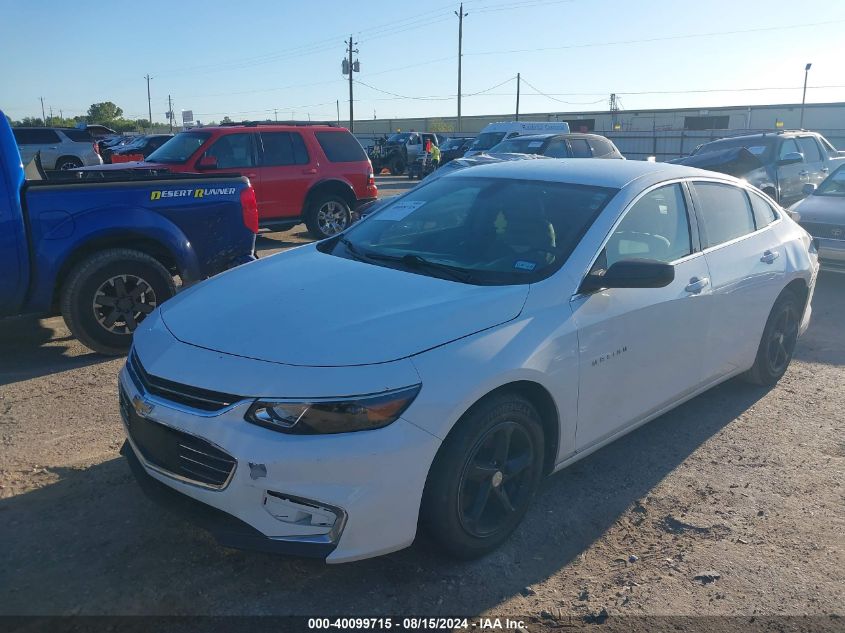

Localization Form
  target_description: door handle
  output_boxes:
[685,276,710,294]
[760,250,780,264]
[302,168,317,175]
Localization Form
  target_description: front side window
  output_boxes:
[778,139,801,160]
[315,131,366,162]
[261,132,309,166]
[333,176,617,285]
[605,184,692,267]
[797,137,822,162]
[693,182,756,248]
[147,132,210,164]
[568,138,591,158]
[202,133,255,168]
[816,165,845,196]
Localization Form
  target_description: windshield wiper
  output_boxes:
[363,252,476,283]
[338,236,371,262]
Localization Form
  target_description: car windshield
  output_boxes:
[816,165,845,196]
[331,175,617,285]
[387,133,412,143]
[490,137,547,154]
[693,137,773,160]
[469,132,508,152]
[147,132,211,163]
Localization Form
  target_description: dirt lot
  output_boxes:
[0,176,843,624]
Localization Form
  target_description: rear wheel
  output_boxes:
[56,156,83,170]
[389,156,406,176]
[744,290,801,386]
[421,393,545,559]
[60,249,175,355]
[304,194,351,239]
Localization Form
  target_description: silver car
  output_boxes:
[789,164,845,273]
[12,127,103,170]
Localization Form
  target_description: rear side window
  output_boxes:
[797,137,821,162]
[14,128,60,144]
[63,129,93,143]
[315,131,367,162]
[568,138,591,158]
[544,139,569,158]
[261,132,310,166]
[693,182,756,248]
[749,192,778,227]
[588,136,615,157]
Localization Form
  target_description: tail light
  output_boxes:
[240,186,259,234]
[367,172,375,187]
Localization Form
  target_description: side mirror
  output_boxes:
[581,258,675,293]
[802,183,816,196]
[196,155,217,169]
[778,152,804,166]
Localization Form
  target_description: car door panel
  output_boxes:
[797,136,826,188]
[571,182,712,451]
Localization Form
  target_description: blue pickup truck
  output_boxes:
[0,111,257,355]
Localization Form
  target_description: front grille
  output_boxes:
[120,387,237,488]
[127,350,242,412]
[799,221,845,241]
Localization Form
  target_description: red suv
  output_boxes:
[142,122,377,238]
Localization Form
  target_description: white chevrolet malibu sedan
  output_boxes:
[120,160,818,563]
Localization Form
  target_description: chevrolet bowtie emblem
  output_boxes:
[132,395,154,417]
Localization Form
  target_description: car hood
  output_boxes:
[794,194,845,224]
[158,245,530,367]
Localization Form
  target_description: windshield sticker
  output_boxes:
[528,141,544,148]
[514,260,536,271]
[377,200,426,221]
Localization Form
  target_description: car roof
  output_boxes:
[445,158,736,189]
[204,123,340,132]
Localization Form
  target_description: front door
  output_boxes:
[255,131,314,220]
[572,182,712,451]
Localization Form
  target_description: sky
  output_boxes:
[2,0,845,124]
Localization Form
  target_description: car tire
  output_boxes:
[420,392,545,559]
[744,290,801,386]
[56,156,83,170]
[60,249,176,356]
[304,194,352,239]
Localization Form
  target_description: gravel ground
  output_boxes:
[0,176,843,626]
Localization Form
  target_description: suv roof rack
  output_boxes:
[217,120,338,128]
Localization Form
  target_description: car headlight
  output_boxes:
[245,385,421,434]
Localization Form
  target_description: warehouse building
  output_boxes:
[352,101,845,160]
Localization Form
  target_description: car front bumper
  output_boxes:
[815,237,845,273]
[118,356,441,563]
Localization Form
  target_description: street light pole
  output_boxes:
[455,3,468,132]
[800,62,812,129]
[145,74,153,129]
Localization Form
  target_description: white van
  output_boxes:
[464,121,571,157]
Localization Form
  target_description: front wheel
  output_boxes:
[56,157,83,170]
[60,249,176,355]
[421,393,545,559]
[305,194,352,239]
[744,290,801,386]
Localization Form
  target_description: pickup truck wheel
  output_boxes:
[60,249,176,356]
[56,156,83,170]
[389,157,406,176]
[305,195,351,239]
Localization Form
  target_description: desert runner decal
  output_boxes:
[150,187,237,201]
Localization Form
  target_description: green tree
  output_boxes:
[221,116,233,124]
[87,102,123,122]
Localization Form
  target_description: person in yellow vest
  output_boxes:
[430,141,441,170]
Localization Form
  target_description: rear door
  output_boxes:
[572,182,712,450]
[690,181,787,382]
[543,137,571,158]
[796,136,826,189]
[255,131,313,220]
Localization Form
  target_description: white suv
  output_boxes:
[12,127,102,170]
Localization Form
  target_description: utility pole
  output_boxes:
[167,95,173,132]
[145,74,152,128]
[343,36,359,132]
[800,63,812,129]
[40,97,46,126]
[336,100,340,124]
[609,93,619,130]
[49,106,53,125]
[515,73,521,121]
[455,3,468,132]
[59,109,63,121]
[274,109,278,122]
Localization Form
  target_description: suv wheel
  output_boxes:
[60,249,176,355]
[56,156,83,170]
[305,195,351,239]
